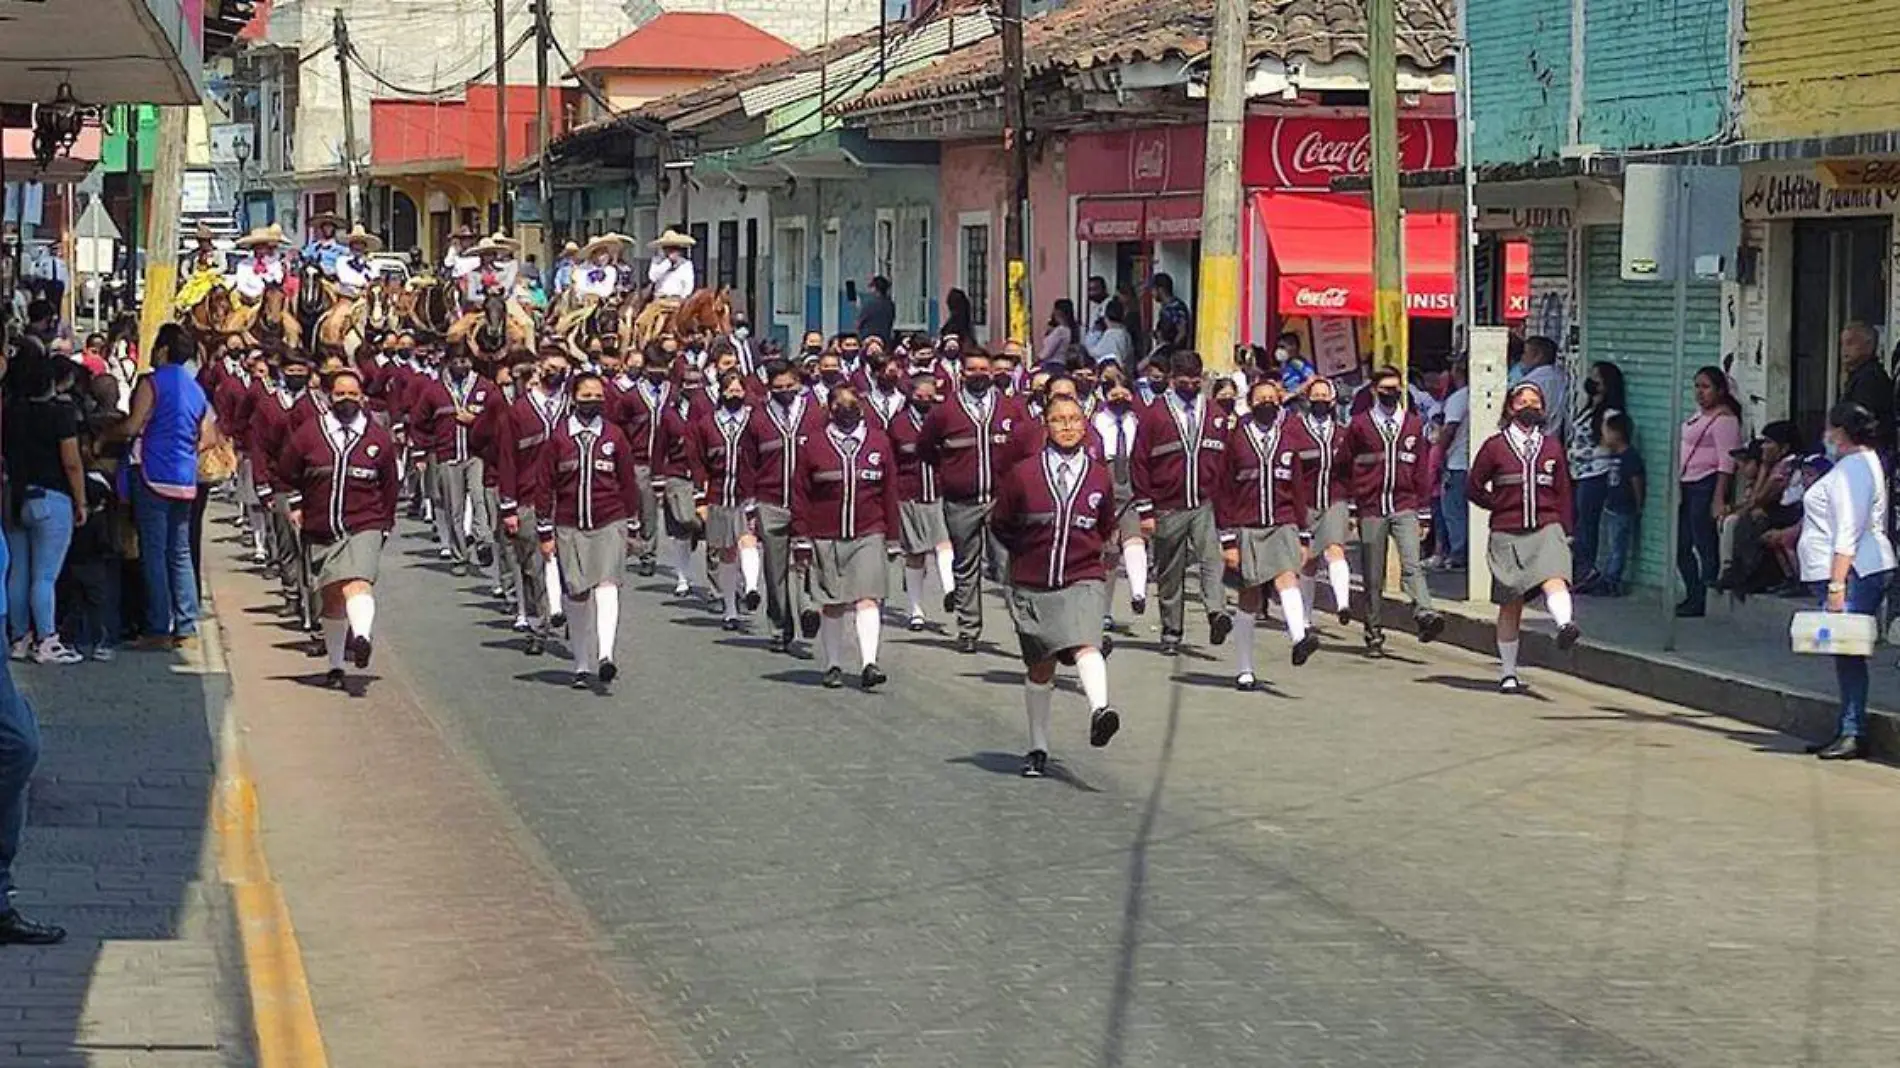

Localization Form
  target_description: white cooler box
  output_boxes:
[1790,611,1878,656]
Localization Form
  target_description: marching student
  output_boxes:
[1130,349,1234,656]
[790,383,902,691]
[613,342,675,579]
[408,348,499,577]
[1343,365,1446,655]
[534,372,642,693]
[740,358,828,653]
[991,395,1123,778]
[490,348,571,654]
[686,370,763,630]
[1216,379,1320,690]
[888,370,955,631]
[1091,368,1149,629]
[651,362,708,599]
[253,352,324,629]
[1466,381,1581,693]
[277,371,399,690]
[1284,377,1354,625]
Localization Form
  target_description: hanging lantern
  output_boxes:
[31,81,99,171]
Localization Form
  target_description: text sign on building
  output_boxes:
[1244,116,1457,189]
[1742,166,1900,219]
[1817,159,1900,191]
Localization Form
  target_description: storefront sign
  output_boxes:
[1075,198,1145,242]
[1245,116,1457,189]
[1311,316,1359,376]
[1067,126,1206,196]
[1818,159,1900,191]
[1742,166,1900,219]
[1143,196,1203,241]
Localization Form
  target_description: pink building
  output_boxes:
[935,140,1071,350]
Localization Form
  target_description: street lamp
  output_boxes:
[31,80,99,171]
[233,133,254,230]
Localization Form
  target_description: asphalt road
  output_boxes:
[218,514,1900,1068]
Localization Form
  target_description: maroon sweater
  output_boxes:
[790,423,902,544]
[213,375,254,450]
[1467,428,1574,534]
[685,406,756,509]
[1131,394,1233,515]
[612,376,674,468]
[917,390,1035,504]
[1281,413,1351,514]
[992,448,1120,590]
[887,404,939,504]
[492,390,568,519]
[532,417,644,534]
[278,415,400,542]
[1343,407,1430,517]
[740,395,827,510]
[1215,416,1308,530]
[649,403,698,486]
[408,372,499,463]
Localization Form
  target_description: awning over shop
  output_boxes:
[1253,191,1528,320]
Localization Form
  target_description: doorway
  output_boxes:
[1790,217,1891,440]
[821,218,841,337]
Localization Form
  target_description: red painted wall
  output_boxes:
[371,86,579,169]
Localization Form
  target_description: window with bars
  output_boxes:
[716,220,739,291]
[961,222,990,328]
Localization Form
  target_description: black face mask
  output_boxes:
[1175,384,1200,404]
[542,371,566,391]
[1253,404,1279,425]
[832,406,863,430]
[647,368,671,384]
[771,388,801,408]
[721,395,746,411]
[821,370,843,385]
[992,372,1014,390]
[1216,397,1237,414]
[1108,396,1131,412]
[1376,389,1402,408]
[1513,408,1544,429]
[573,400,605,422]
[964,377,992,397]
[909,396,934,412]
[449,365,471,382]
[1309,398,1335,418]
[283,375,310,394]
[802,344,823,356]
[331,399,363,424]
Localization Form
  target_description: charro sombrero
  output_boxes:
[582,233,633,260]
[648,228,696,250]
[235,223,287,249]
[342,225,383,253]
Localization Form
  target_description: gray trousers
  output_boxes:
[1153,503,1225,639]
[755,502,805,640]
[432,457,488,565]
[944,498,1007,640]
[487,487,515,595]
[268,496,315,624]
[1358,511,1434,634]
[507,504,549,629]
[629,464,659,564]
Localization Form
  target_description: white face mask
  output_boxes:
[733,326,749,339]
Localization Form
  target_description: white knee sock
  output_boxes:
[1074,648,1110,711]
[719,561,740,618]
[1545,587,1574,627]
[672,538,692,584]
[595,584,620,662]
[933,544,955,591]
[432,507,453,547]
[819,613,843,669]
[855,603,881,666]
[1326,557,1352,610]
[543,558,563,617]
[739,543,762,593]
[344,592,375,641]
[1024,679,1054,753]
[566,595,596,672]
[1498,637,1520,679]
[905,566,926,618]
[323,617,349,670]
[1277,585,1308,643]
[1233,611,1256,678]
[1122,540,1149,602]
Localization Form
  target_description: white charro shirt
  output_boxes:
[648,253,695,300]
[573,263,619,300]
[335,253,375,299]
[232,250,285,301]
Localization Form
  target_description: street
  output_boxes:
[201,514,1900,1068]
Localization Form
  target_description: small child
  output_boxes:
[65,471,124,661]
[1596,413,1645,596]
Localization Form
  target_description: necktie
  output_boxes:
[1057,459,1075,499]
[840,434,860,457]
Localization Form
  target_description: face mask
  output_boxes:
[832,406,863,430]
[910,396,934,412]
[965,377,992,397]
[1075,379,1096,397]
[450,365,471,381]
[283,375,310,394]
[1175,384,1200,404]
[542,371,566,391]
[573,400,605,422]
[721,395,746,411]
[1109,396,1131,412]
[1216,397,1237,414]
[733,325,750,339]
[1309,399,1334,419]
[646,369,668,384]
[821,370,843,385]
[803,344,823,356]
[1825,437,1843,462]
[1512,408,1544,429]
[1253,404,1278,424]
[1376,389,1402,409]
[331,399,363,424]
[771,388,801,408]
[991,371,1014,389]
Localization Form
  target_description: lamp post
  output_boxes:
[233,133,254,231]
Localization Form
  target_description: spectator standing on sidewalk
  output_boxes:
[1675,366,1743,617]
[1519,336,1569,438]
[1837,323,1892,444]
[1798,402,1896,762]
[4,356,87,664]
[1569,361,1626,589]
[1592,413,1645,596]
[1434,358,1472,570]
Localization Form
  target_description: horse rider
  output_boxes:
[442,225,480,282]
[175,222,228,314]
[231,224,288,305]
[558,233,630,334]
[331,226,381,335]
[633,228,696,346]
[303,212,346,281]
[458,233,534,339]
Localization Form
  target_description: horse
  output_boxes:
[562,289,640,360]
[632,285,732,351]
[181,284,241,350]
[447,290,529,360]
[406,275,458,336]
[294,264,331,351]
[229,281,303,354]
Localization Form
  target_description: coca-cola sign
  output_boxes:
[1294,287,1353,311]
[1248,116,1457,189]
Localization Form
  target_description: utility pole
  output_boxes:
[999,0,1030,346]
[1368,0,1408,379]
[1193,0,1246,373]
[136,106,189,367]
[495,0,511,232]
[126,105,142,316]
[333,7,364,227]
[533,0,553,264]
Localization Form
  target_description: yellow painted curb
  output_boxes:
[207,613,330,1068]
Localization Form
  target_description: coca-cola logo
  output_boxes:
[1132,134,1168,186]
[1288,129,1417,178]
[1295,287,1351,309]
[1263,117,1446,188]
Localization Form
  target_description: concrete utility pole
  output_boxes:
[1194,0,1247,373]
[1368,0,1407,378]
[136,106,189,367]
[126,105,142,310]
[999,0,1031,346]
[495,0,511,232]
[333,7,364,227]
[534,0,553,264]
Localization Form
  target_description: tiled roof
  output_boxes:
[839,0,1457,114]
[573,13,797,75]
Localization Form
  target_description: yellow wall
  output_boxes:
[1743,0,1900,139]
[578,72,719,123]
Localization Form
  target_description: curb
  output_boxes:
[204,600,331,1068]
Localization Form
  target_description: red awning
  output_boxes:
[1075,198,1145,243]
[1144,195,1203,241]
[1504,240,1530,320]
[1254,191,1528,320]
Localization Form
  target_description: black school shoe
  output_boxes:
[598,659,619,684]
[1020,749,1048,778]
[1291,633,1320,666]
[1089,706,1121,748]
[324,668,346,690]
[861,664,887,690]
[822,666,844,689]
[799,609,822,639]
[1416,612,1446,644]
[1208,612,1233,646]
[0,909,66,946]
[348,634,373,670]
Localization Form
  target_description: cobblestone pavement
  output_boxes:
[212,514,1900,1068]
[1,621,249,1067]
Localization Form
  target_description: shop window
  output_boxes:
[689,222,709,283]
[960,217,991,331]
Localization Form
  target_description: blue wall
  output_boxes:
[771,166,940,341]
[1469,0,1571,165]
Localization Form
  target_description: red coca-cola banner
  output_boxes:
[1244,115,1457,189]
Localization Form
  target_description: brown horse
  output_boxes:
[182,285,241,349]
[234,283,303,354]
[407,276,458,336]
[634,286,731,350]
[562,290,640,359]
[447,291,530,359]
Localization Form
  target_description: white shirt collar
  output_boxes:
[322,410,368,439]
[567,414,604,437]
[1507,423,1540,452]
[829,420,868,446]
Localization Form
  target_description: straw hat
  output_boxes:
[306,211,344,232]
[562,240,581,255]
[582,233,633,261]
[342,225,383,253]
[473,231,521,256]
[649,228,696,250]
[235,223,287,249]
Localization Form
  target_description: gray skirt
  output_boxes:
[808,534,889,605]
[1234,524,1304,588]
[1307,499,1352,549]
[1489,524,1572,604]
[704,504,750,551]
[1009,579,1108,665]
[898,499,950,555]
[661,477,703,539]
[1113,478,1144,541]
[306,529,385,588]
[556,519,629,596]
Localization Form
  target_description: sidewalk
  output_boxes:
[1,637,251,1067]
[1367,569,1900,760]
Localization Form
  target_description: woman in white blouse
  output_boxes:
[1796,401,1897,761]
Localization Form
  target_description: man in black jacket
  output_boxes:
[1841,322,1892,444]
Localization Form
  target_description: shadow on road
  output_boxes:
[1100,686,1181,1068]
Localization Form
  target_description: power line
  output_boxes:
[344,27,534,98]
